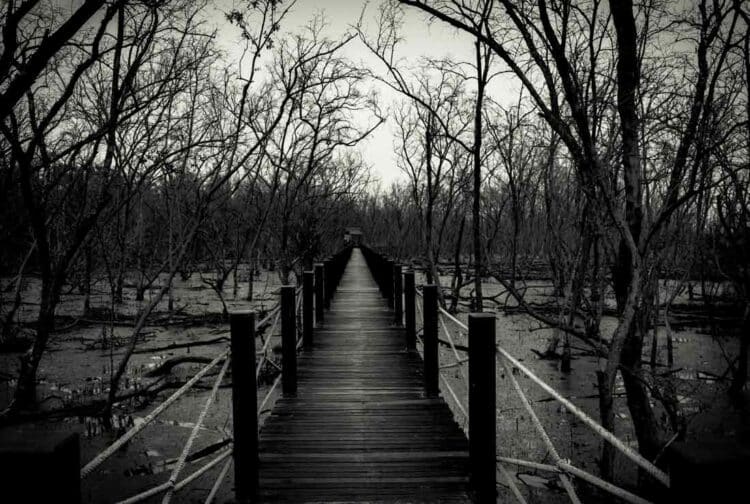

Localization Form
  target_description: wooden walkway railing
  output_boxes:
[254,247,470,502]
[26,242,736,502]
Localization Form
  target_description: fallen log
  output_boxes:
[133,336,229,355]
[144,356,213,377]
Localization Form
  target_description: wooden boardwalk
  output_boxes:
[257,248,471,502]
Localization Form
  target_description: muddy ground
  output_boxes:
[0,267,748,503]
[1,267,283,503]
[428,274,748,503]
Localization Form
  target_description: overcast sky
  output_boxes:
[209,0,502,187]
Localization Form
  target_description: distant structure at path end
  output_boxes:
[343,226,362,246]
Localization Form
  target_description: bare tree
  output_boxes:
[396,0,746,481]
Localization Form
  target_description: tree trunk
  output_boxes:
[596,370,616,481]
[115,272,124,304]
[472,39,487,312]
[135,283,145,302]
[247,264,254,301]
[103,223,200,419]
[82,245,92,317]
[167,274,174,313]
[1,243,34,342]
[450,217,466,313]
[621,311,664,486]
[650,277,659,370]
[729,302,750,398]
[12,281,56,409]
[561,334,571,373]
[609,0,658,483]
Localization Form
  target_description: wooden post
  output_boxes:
[378,256,387,297]
[404,270,416,350]
[324,259,332,309]
[230,312,258,501]
[422,284,439,396]
[393,264,403,325]
[303,271,313,350]
[0,431,80,502]
[669,440,750,503]
[385,260,394,308]
[281,286,297,396]
[314,263,324,325]
[469,313,496,503]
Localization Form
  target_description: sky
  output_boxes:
[208,0,503,187]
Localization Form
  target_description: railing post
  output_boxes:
[377,257,386,297]
[230,312,258,502]
[380,257,387,296]
[668,441,750,503]
[303,271,314,350]
[469,313,496,503]
[422,284,439,396]
[393,264,403,325]
[0,431,80,502]
[281,286,297,396]
[404,270,416,350]
[324,258,332,309]
[314,263,324,325]
[385,260,394,308]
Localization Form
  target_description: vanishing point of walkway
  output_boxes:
[257,248,470,502]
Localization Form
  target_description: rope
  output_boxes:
[497,456,558,473]
[256,304,280,330]
[173,445,232,492]
[435,307,670,487]
[162,357,230,503]
[440,373,467,418]
[557,461,655,504]
[502,356,582,504]
[500,454,657,504]
[438,304,467,332]
[204,458,232,504]
[114,449,233,504]
[81,349,229,478]
[440,358,468,369]
[86,285,297,502]
[496,344,670,486]
[497,462,529,504]
[439,316,466,382]
[259,373,282,414]
[256,310,280,380]
[256,285,302,380]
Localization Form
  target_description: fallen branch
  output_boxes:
[144,356,213,377]
[133,336,229,355]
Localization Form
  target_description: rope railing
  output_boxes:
[413,317,469,423]
[413,282,669,504]
[256,310,281,379]
[498,462,530,504]
[256,285,302,380]
[114,448,233,504]
[437,306,669,483]
[204,456,232,504]
[80,349,230,478]
[161,357,231,504]
[414,294,468,425]
[78,244,351,503]
[82,283,302,502]
[115,346,289,504]
[81,297,285,478]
